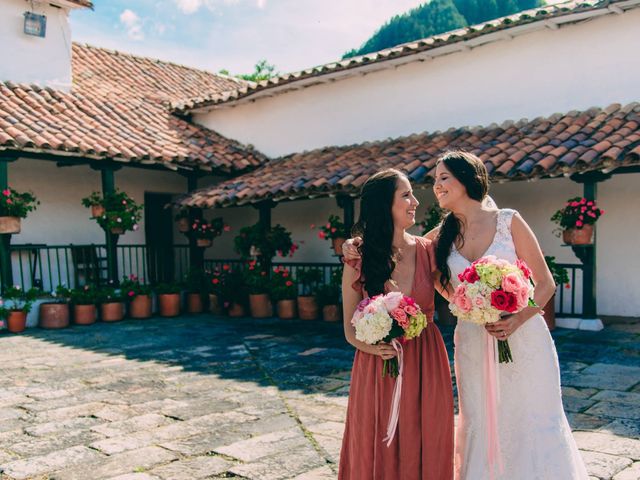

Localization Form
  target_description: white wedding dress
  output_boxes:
[450,209,588,480]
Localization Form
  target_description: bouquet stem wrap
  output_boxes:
[383,338,404,447]
[484,332,504,479]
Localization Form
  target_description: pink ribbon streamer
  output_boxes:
[484,332,504,479]
[383,338,404,447]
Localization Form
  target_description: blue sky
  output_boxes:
[70,0,433,75]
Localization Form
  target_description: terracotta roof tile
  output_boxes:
[176,103,640,208]
[174,1,640,112]
[0,44,266,173]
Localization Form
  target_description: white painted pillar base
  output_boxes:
[556,317,604,331]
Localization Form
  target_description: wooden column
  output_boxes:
[255,201,274,269]
[337,195,355,234]
[570,171,611,319]
[0,157,14,292]
[186,174,204,271]
[100,166,120,284]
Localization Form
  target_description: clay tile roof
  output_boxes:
[0,43,267,173]
[174,0,639,113]
[176,102,640,208]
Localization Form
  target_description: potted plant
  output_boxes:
[220,267,247,317]
[39,285,71,329]
[419,203,444,235]
[315,215,348,255]
[191,217,226,248]
[97,286,125,322]
[70,285,98,325]
[245,260,272,318]
[207,268,224,315]
[543,256,569,331]
[185,268,207,314]
[270,266,297,319]
[85,190,143,235]
[316,268,342,322]
[1,286,38,333]
[551,197,604,245]
[0,187,39,234]
[155,282,182,317]
[121,274,152,319]
[234,223,299,260]
[175,208,190,233]
[81,191,105,218]
[297,267,322,320]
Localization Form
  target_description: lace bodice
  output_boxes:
[448,208,517,286]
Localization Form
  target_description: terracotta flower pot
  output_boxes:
[542,294,556,331]
[110,227,125,235]
[7,310,27,333]
[249,293,272,318]
[297,296,319,320]
[0,216,21,234]
[277,299,297,319]
[159,293,181,317]
[101,302,124,322]
[332,237,346,256]
[129,294,152,319]
[187,293,204,314]
[322,304,340,322]
[91,205,105,218]
[196,238,212,248]
[209,294,222,315]
[177,217,190,233]
[562,229,573,245]
[73,304,97,325]
[228,302,246,317]
[39,302,70,329]
[569,225,594,245]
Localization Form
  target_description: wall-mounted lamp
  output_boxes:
[23,12,47,38]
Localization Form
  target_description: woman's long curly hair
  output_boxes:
[352,169,405,296]
[435,151,489,290]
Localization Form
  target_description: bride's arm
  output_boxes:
[342,264,397,360]
[486,213,555,337]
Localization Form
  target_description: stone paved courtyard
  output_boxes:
[0,316,638,480]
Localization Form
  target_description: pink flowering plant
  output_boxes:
[120,274,151,299]
[551,197,604,232]
[313,215,347,241]
[84,190,143,234]
[351,291,428,377]
[191,217,228,240]
[450,255,537,363]
[0,187,39,218]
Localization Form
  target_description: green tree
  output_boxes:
[218,60,278,82]
[343,0,543,59]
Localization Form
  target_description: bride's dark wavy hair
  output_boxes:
[435,151,490,289]
[352,169,405,296]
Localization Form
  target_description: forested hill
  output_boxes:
[343,0,543,59]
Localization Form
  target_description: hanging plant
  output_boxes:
[0,187,39,234]
[191,217,229,247]
[418,203,444,235]
[234,223,298,259]
[551,197,604,245]
[83,190,143,235]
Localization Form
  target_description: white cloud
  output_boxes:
[175,0,203,14]
[119,9,144,40]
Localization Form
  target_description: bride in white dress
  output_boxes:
[431,151,588,480]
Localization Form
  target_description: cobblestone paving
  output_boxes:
[0,316,638,480]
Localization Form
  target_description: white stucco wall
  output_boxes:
[195,9,640,157]
[0,0,74,89]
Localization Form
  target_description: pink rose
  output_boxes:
[391,308,409,328]
[453,285,472,313]
[382,291,403,311]
[502,272,526,294]
[516,259,532,279]
[463,266,480,284]
[473,295,486,308]
[516,288,530,310]
[404,305,418,316]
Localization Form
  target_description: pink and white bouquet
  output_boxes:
[351,291,428,446]
[352,291,427,377]
[450,255,536,363]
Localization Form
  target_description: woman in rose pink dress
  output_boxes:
[339,168,454,480]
